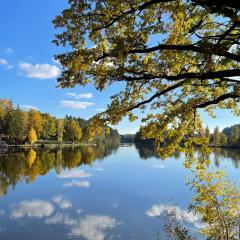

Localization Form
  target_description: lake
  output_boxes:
[0,144,239,240]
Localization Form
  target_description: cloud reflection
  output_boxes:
[58,169,92,178]
[63,180,90,188]
[69,215,120,240]
[52,195,72,209]
[45,212,77,226]
[10,200,54,219]
[146,204,203,229]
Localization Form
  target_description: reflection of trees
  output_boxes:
[135,142,181,161]
[211,148,240,169]
[135,143,240,169]
[0,143,119,196]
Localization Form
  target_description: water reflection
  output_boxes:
[135,142,181,160]
[1,144,240,197]
[135,143,240,168]
[9,196,121,240]
[0,143,119,196]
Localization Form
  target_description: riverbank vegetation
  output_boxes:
[0,99,120,145]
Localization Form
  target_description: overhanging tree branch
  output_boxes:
[127,79,187,111]
[96,43,240,63]
[196,93,240,108]
[121,69,240,82]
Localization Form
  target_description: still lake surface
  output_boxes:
[0,144,239,240]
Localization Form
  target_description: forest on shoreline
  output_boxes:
[0,99,120,145]
[121,125,240,149]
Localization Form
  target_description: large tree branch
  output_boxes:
[127,79,187,111]
[192,0,240,11]
[196,93,240,108]
[128,44,240,62]
[96,43,240,63]
[121,69,240,82]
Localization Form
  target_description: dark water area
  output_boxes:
[0,144,239,240]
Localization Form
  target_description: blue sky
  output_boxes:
[0,1,239,134]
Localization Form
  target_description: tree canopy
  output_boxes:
[53,0,240,152]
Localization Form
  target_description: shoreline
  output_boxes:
[6,142,96,149]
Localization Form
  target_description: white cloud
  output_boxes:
[63,180,90,188]
[52,195,72,209]
[10,200,54,219]
[60,100,94,110]
[146,204,203,229]
[69,215,120,240]
[58,169,92,178]
[19,62,60,79]
[67,92,93,99]
[0,59,8,65]
[0,58,13,69]
[5,48,13,54]
[20,105,38,110]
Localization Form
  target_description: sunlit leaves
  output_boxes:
[53,1,240,156]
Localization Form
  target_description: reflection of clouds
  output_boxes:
[0,226,6,234]
[112,203,118,208]
[45,212,77,226]
[76,209,83,214]
[63,180,90,188]
[0,210,5,216]
[95,168,104,171]
[146,204,203,229]
[70,215,120,240]
[9,197,121,240]
[52,196,72,209]
[46,212,120,240]
[58,169,92,178]
[153,164,165,169]
[10,200,54,219]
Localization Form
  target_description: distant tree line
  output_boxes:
[0,99,120,145]
[204,125,240,147]
[121,124,240,148]
[120,131,155,145]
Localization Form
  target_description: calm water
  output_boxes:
[0,144,240,240]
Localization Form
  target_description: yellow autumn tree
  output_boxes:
[26,149,37,167]
[28,127,37,145]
